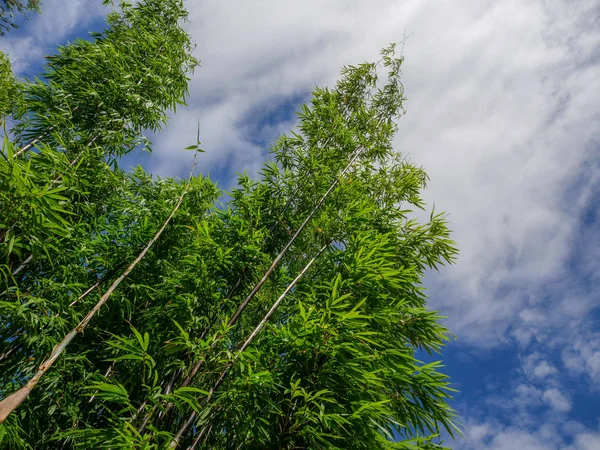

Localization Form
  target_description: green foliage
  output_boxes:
[0,0,40,35]
[12,0,198,158]
[0,51,21,118]
[0,5,459,448]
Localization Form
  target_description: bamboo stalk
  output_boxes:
[11,254,33,276]
[13,132,47,159]
[0,343,22,364]
[68,262,127,308]
[88,361,116,403]
[13,105,81,159]
[188,422,212,450]
[138,193,300,433]
[0,153,199,424]
[169,243,329,449]
[149,148,362,436]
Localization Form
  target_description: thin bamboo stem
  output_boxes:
[12,106,83,160]
[13,133,46,159]
[68,262,127,308]
[169,243,328,448]
[154,148,363,439]
[0,153,199,424]
[11,254,32,276]
[88,361,116,403]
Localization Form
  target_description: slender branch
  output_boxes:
[68,262,127,308]
[11,254,32,276]
[13,132,47,159]
[169,243,329,449]
[13,106,81,159]
[151,148,362,435]
[0,342,22,364]
[226,147,363,328]
[238,243,329,354]
[0,153,199,424]
[188,422,212,450]
[51,132,100,185]
[88,361,116,403]
[135,368,180,431]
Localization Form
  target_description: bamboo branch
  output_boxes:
[88,361,116,403]
[13,106,81,159]
[0,342,22,364]
[51,132,100,185]
[13,132,48,159]
[0,153,199,424]
[188,422,212,450]
[11,254,32,276]
[169,243,329,449]
[68,262,127,308]
[150,149,362,436]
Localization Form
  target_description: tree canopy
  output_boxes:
[0,1,459,448]
[0,50,20,117]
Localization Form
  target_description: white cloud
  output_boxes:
[564,432,600,450]
[562,331,600,387]
[522,352,559,381]
[0,0,109,75]
[534,361,558,379]
[483,429,554,450]
[542,388,572,412]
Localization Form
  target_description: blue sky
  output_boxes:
[2,0,600,448]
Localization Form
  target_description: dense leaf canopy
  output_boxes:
[0,1,459,448]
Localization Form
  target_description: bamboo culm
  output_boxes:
[169,243,330,448]
[0,152,199,424]
[147,146,364,434]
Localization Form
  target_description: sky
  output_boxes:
[2,0,600,448]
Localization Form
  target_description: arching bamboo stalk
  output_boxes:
[169,243,329,449]
[0,153,199,424]
[147,147,363,435]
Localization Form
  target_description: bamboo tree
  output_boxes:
[11,0,197,159]
[1,12,460,447]
[0,152,199,424]
[2,0,198,286]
